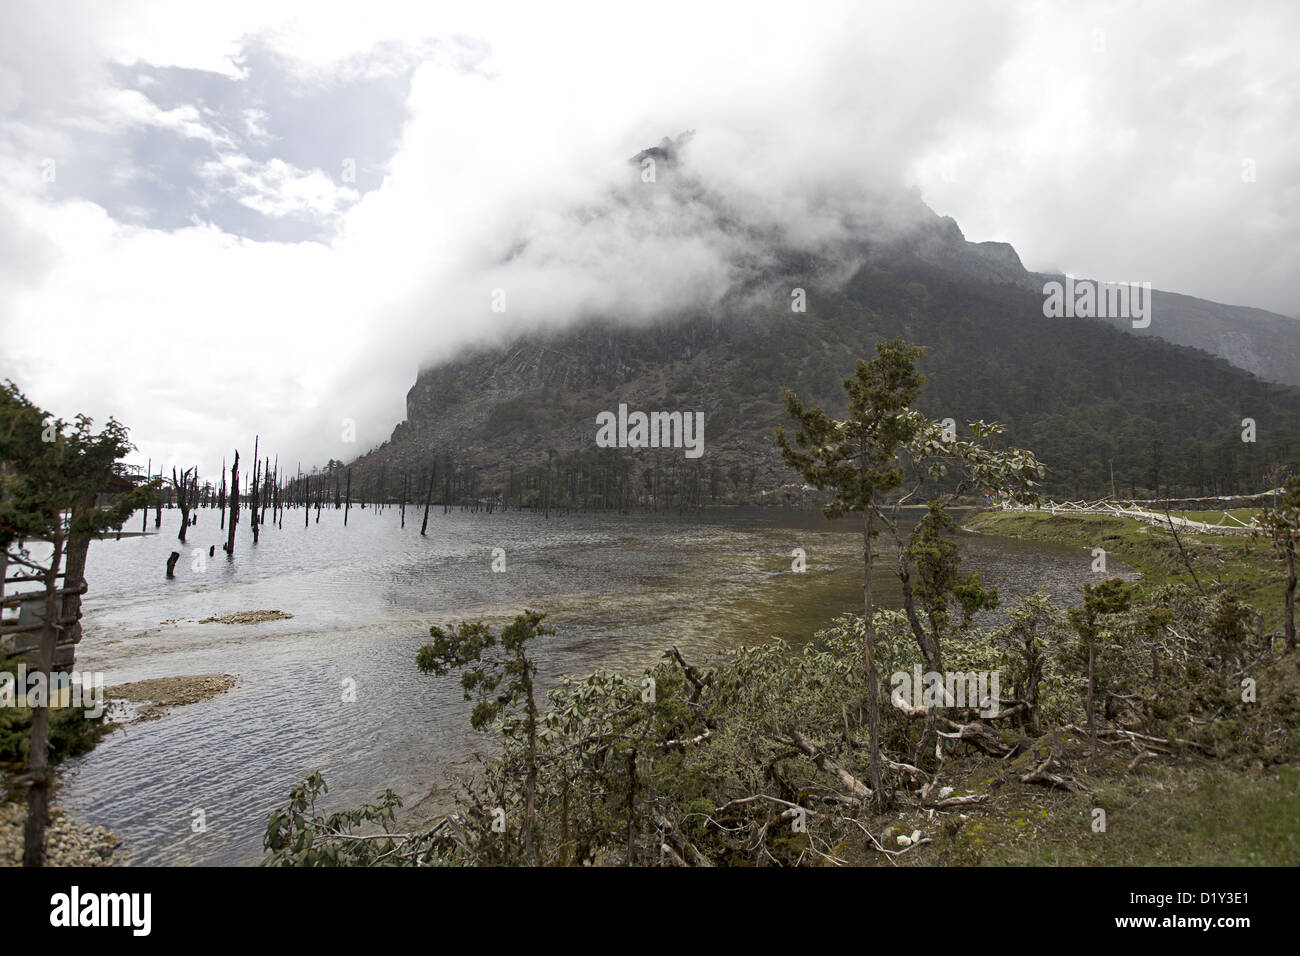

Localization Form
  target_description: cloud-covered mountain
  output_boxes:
[339,135,1300,504]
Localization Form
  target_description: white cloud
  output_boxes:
[0,0,1296,483]
[199,154,359,220]
[101,89,234,147]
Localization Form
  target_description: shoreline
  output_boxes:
[1,671,239,866]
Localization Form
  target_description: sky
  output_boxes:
[1,0,1297,480]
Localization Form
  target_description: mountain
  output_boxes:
[846,209,1300,388]
[1072,287,1300,389]
[344,137,1300,506]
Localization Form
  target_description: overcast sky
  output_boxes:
[2,0,1297,479]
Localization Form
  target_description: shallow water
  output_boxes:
[54,504,1118,865]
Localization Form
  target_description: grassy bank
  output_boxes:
[948,507,1299,866]
[964,508,1289,632]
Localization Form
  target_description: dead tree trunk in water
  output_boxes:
[344,469,352,526]
[250,462,260,543]
[219,457,227,530]
[400,473,408,528]
[143,458,151,533]
[225,452,240,556]
[250,437,261,545]
[260,456,271,528]
[172,466,194,543]
[420,467,434,536]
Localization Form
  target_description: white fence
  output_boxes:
[997,496,1269,536]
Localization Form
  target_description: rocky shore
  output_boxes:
[1,802,119,866]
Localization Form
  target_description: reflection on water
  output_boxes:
[57,505,1119,865]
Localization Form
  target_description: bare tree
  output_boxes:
[172,466,195,543]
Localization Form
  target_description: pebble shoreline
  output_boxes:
[1,802,120,866]
[1,671,239,866]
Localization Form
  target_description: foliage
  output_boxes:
[906,499,999,642]
[416,611,550,732]
[988,592,1077,732]
[0,675,111,768]
[0,380,154,548]
[263,771,405,866]
[1253,479,1299,647]
[775,338,927,521]
[416,610,551,864]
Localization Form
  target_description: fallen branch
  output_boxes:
[1020,749,1087,793]
[1065,724,1214,756]
[925,793,989,809]
[772,729,873,802]
[934,721,1015,758]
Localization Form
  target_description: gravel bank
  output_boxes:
[0,801,120,866]
[105,673,238,722]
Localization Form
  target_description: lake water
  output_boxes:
[53,503,1116,865]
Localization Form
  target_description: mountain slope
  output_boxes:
[345,139,1300,505]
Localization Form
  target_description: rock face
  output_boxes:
[346,135,1300,502]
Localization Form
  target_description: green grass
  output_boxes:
[965,509,1289,631]
[938,764,1300,866]
[938,507,1300,866]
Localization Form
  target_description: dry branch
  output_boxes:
[772,729,873,801]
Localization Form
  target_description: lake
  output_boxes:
[56,503,1117,865]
